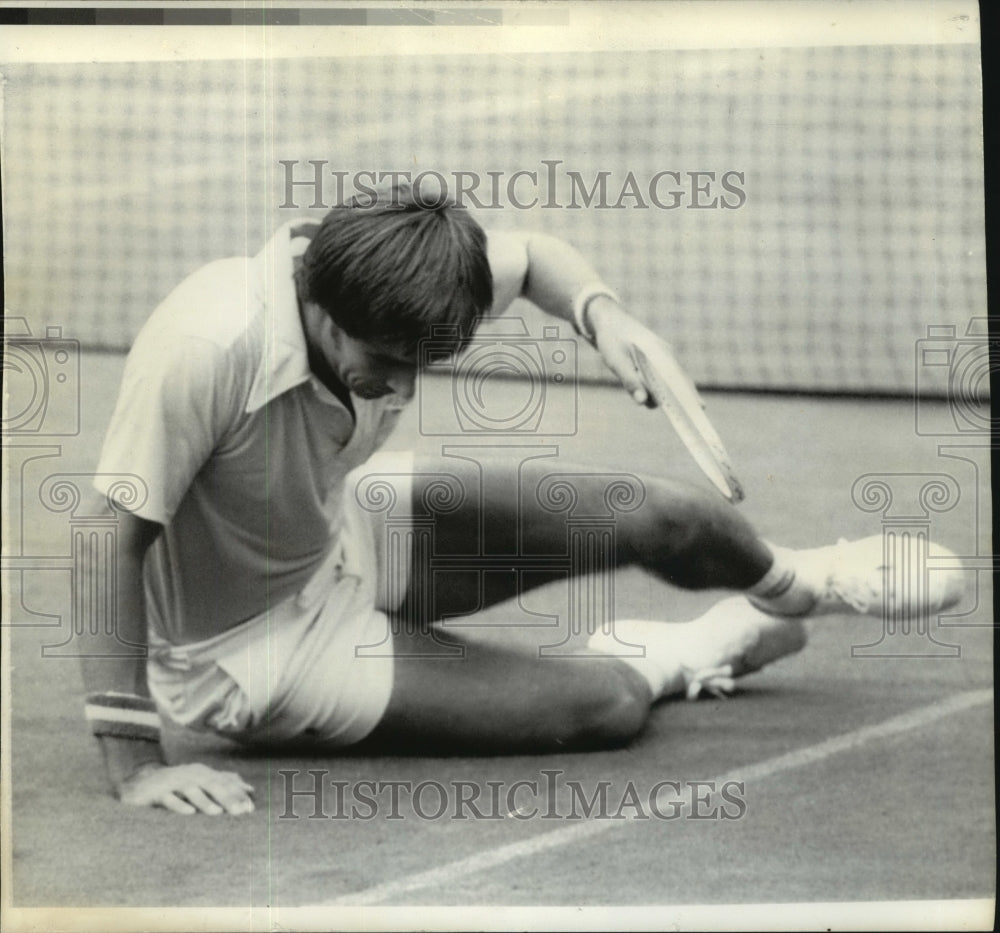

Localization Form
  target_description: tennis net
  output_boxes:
[1,43,985,395]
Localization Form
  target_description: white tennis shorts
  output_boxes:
[146,451,415,746]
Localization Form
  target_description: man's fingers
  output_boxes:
[121,783,198,815]
[191,769,256,815]
[158,792,198,816]
[206,781,256,816]
[617,348,649,404]
[180,785,225,816]
[164,780,253,817]
[119,763,256,816]
[601,344,648,405]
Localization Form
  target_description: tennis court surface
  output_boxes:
[1,11,993,928]
[5,354,994,922]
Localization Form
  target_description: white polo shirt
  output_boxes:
[94,223,407,645]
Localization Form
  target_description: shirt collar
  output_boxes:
[246,222,315,413]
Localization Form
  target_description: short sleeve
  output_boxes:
[94,333,241,524]
[485,230,529,317]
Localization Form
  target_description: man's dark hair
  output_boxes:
[296,182,493,354]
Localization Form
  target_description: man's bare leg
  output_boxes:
[362,455,788,754]
[360,454,962,753]
[393,453,775,624]
[362,621,654,754]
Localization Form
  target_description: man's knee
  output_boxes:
[560,664,650,750]
[621,478,769,589]
[625,479,720,557]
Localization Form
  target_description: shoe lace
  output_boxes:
[684,664,736,701]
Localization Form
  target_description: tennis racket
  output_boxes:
[631,344,745,503]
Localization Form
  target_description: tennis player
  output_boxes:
[83,183,963,816]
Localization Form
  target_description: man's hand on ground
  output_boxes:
[118,762,256,816]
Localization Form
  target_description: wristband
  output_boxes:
[85,692,161,743]
[571,283,620,345]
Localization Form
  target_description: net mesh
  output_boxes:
[1,45,984,394]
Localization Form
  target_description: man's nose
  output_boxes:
[387,364,417,401]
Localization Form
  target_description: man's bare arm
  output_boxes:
[487,230,693,406]
[79,509,163,781]
[79,505,254,816]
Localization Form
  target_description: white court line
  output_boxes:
[326,687,993,906]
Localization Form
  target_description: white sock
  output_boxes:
[746,545,817,616]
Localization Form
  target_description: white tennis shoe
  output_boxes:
[678,597,808,699]
[792,535,965,618]
[603,598,808,701]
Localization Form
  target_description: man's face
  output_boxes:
[302,302,418,401]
